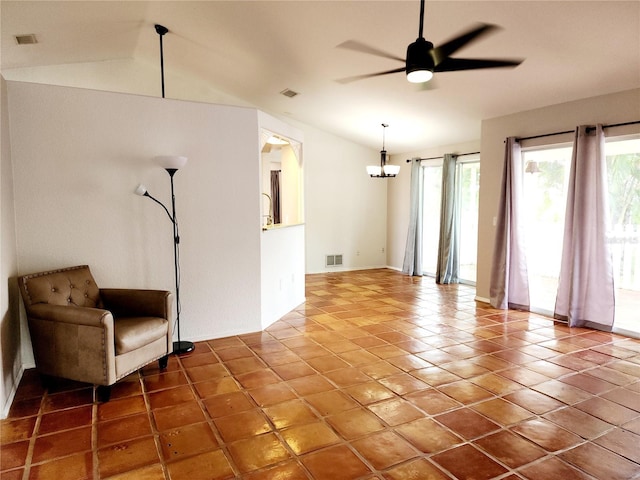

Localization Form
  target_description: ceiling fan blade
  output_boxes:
[337,40,406,63]
[434,57,523,72]
[336,67,407,84]
[431,23,498,65]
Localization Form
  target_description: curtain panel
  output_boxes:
[554,125,615,330]
[402,158,424,276]
[270,170,281,224]
[489,137,530,310]
[436,154,459,284]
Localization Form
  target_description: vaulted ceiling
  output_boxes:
[2,1,639,153]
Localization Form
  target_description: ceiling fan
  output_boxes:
[337,0,523,84]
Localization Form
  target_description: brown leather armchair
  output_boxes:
[18,265,174,400]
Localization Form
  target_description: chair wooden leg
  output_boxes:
[39,374,55,391]
[159,355,169,370]
[96,385,111,403]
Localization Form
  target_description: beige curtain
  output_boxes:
[436,154,459,284]
[402,158,424,276]
[270,170,281,224]
[490,137,530,310]
[554,125,615,330]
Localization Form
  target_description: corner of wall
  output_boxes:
[1,74,24,418]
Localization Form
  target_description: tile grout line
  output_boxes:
[139,370,171,480]
[178,344,243,478]
[92,390,100,479]
[20,387,47,480]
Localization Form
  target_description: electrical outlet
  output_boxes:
[381,247,385,253]
[357,251,360,256]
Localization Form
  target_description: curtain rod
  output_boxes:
[515,120,640,142]
[405,151,480,163]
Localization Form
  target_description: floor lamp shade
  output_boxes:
[154,155,188,170]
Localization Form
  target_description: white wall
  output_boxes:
[257,112,306,327]
[7,82,267,351]
[4,56,388,277]
[477,88,640,301]
[387,140,481,271]
[298,125,388,273]
[1,75,21,418]
[261,225,305,328]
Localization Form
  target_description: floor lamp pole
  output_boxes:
[167,168,194,354]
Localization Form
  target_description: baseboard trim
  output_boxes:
[1,364,26,419]
[613,326,640,339]
[306,265,389,275]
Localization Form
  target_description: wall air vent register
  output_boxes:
[325,254,343,267]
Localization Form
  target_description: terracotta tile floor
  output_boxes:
[2,269,640,479]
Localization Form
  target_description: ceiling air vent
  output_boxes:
[280,88,299,98]
[15,34,37,45]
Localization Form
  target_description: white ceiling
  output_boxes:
[2,1,639,154]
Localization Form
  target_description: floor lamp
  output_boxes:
[135,155,195,355]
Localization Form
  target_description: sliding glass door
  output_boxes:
[521,137,639,334]
[457,160,480,284]
[521,146,572,314]
[421,161,442,276]
[420,156,480,283]
[606,138,640,335]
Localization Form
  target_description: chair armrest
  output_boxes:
[28,303,111,327]
[26,303,116,386]
[100,289,172,319]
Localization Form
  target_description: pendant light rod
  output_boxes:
[155,24,169,98]
[380,123,388,166]
[381,123,388,152]
[418,0,425,39]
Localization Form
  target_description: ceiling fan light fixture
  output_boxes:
[335,0,522,85]
[407,69,433,83]
[405,38,435,83]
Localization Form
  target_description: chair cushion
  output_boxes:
[114,317,168,355]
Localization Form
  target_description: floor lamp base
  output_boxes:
[173,340,195,355]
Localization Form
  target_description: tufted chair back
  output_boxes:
[19,265,104,310]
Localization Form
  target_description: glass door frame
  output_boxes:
[456,155,480,286]
[420,158,444,277]
[419,154,480,284]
